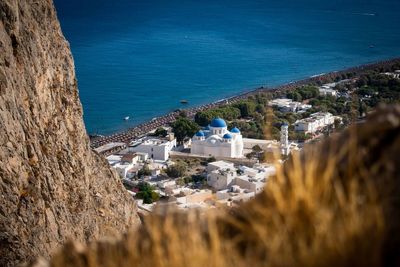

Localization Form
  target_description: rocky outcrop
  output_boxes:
[0,1,139,266]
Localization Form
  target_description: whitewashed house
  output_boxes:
[128,136,176,161]
[294,112,335,134]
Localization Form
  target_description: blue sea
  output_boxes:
[54,0,400,135]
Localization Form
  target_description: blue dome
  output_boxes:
[204,125,210,130]
[210,117,227,128]
[230,127,240,133]
[223,133,233,139]
[195,131,205,137]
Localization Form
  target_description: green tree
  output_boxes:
[234,101,256,117]
[183,176,193,184]
[252,145,263,153]
[290,85,319,100]
[153,127,168,137]
[175,178,185,186]
[137,164,151,178]
[151,191,160,202]
[207,156,217,163]
[178,110,188,118]
[194,107,240,126]
[217,106,241,120]
[136,182,159,204]
[166,161,188,178]
[246,152,255,159]
[195,111,215,126]
[171,117,200,142]
[287,91,302,102]
[255,104,267,115]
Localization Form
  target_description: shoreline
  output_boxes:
[90,57,400,149]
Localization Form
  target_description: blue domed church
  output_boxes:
[191,118,244,158]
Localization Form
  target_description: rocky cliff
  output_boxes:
[0,1,139,266]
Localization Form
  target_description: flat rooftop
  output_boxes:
[94,142,126,154]
[208,161,235,170]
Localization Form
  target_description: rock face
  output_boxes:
[0,1,138,266]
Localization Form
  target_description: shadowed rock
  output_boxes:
[0,1,139,266]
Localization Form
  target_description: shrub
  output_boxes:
[166,162,188,178]
[171,117,200,142]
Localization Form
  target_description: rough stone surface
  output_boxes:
[0,1,139,266]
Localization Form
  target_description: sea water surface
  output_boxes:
[54,0,400,135]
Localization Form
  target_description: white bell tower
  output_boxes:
[280,124,290,156]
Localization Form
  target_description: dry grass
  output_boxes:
[44,105,400,267]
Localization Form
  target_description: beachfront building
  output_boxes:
[294,112,335,134]
[94,142,127,156]
[319,87,338,97]
[318,82,338,97]
[191,118,244,158]
[128,136,176,161]
[269,98,312,113]
[382,70,400,79]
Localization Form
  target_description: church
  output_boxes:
[191,117,244,158]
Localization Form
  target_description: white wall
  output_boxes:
[207,171,235,191]
[129,139,176,161]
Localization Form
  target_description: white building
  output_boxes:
[120,153,140,165]
[216,189,256,204]
[269,98,312,113]
[128,136,176,161]
[206,160,236,190]
[382,70,400,79]
[206,160,235,173]
[191,118,244,158]
[106,153,144,179]
[94,142,126,156]
[135,152,149,162]
[113,156,136,179]
[294,112,335,134]
[207,168,237,191]
[175,189,213,209]
[319,87,338,97]
[234,176,265,194]
[207,168,266,194]
[106,154,123,166]
[206,161,275,194]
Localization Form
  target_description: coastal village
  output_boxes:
[3,1,400,265]
[91,66,400,213]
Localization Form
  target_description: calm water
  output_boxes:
[54,0,400,135]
